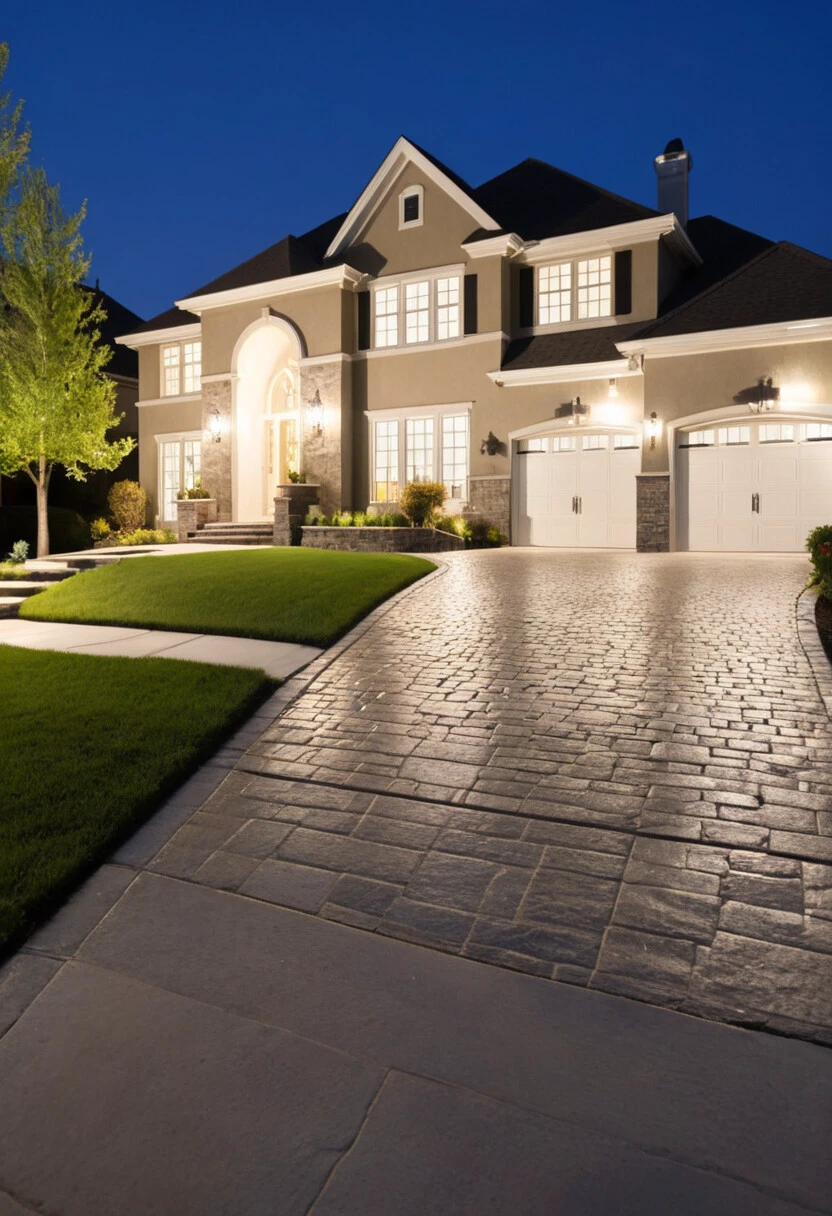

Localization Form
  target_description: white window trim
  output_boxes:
[160,339,202,398]
[366,403,473,504]
[155,430,202,523]
[535,255,613,328]
[372,265,464,350]
[398,184,424,230]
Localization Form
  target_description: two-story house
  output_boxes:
[118,136,832,553]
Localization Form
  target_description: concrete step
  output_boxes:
[0,597,22,618]
[187,534,272,545]
[0,581,53,599]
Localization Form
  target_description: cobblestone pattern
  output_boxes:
[636,475,670,552]
[149,550,832,1044]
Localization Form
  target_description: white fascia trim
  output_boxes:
[461,233,524,260]
[176,265,364,314]
[137,393,202,408]
[374,261,466,285]
[117,322,201,349]
[325,137,500,259]
[364,401,473,421]
[618,316,832,359]
[299,352,353,366]
[154,429,202,442]
[518,215,701,267]
[354,330,506,361]
[489,358,639,387]
[508,416,641,442]
[200,372,233,383]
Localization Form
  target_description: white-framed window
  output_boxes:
[399,184,424,229]
[374,286,399,348]
[161,340,201,397]
[405,281,430,345]
[157,433,202,521]
[436,277,460,340]
[680,429,716,447]
[553,435,577,452]
[759,424,795,443]
[718,426,751,445]
[442,414,469,497]
[536,256,613,325]
[582,434,609,451]
[373,420,399,501]
[406,417,434,482]
[577,256,612,319]
[613,433,640,449]
[520,437,548,453]
[806,422,832,441]
[372,273,462,349]
[538,263,571,324]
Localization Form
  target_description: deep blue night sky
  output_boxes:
[4,0,830,322]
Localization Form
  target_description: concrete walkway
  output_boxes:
[0,618,321,679]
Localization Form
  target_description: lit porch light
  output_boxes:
[208,407,222,443]
[645,412,661,450]
[608,378,618,398]
[308,390,323,437]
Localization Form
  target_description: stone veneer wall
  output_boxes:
[636,474,671,552]
[175,497,217,543]
[468,475,511,540]
[301,527,464,553]
[201,379,232,522]
[299,360,350,515]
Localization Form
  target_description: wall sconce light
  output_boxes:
[480,431,502,456]
[646,411,660,449]
[208,407,222,444]
[566,396,589,426]
[749,377,779,413]
[608,378,618,399]
[308,390,323,437]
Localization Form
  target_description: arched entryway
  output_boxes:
[231,316,304,522]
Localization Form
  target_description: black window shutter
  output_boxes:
[614,250,632,316]
[357,290,371,350]
[463,273,478,335]
[518,266,534,329]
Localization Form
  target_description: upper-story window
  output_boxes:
[398,184,424,229]
[536,255,613,324]
[161,340,201,396]
[373,274,461,349]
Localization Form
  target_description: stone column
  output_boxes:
[201,378,233,522]
[274,484,320,546]
[175,498,217,543]
[636,474,671,552]
[298,359,350,515]
[467,475,512,540]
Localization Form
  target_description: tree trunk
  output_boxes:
[36,456,50,558]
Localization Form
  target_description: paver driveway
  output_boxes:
[152,550,832,1044]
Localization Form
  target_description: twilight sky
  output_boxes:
[4,0,831,322]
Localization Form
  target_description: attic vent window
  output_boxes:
[399,185,424,230]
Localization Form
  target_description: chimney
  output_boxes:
[654,138,693,227]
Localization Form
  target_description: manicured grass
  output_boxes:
[0,562,32,580]
[0,645,273,955]
[21,548,435,646]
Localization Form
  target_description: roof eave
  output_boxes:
[176,264,365,315]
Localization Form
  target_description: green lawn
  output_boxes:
[21,548,435,647]
[0,646,273,955]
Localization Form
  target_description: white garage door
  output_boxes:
[677,421,832,551]
[515,432,640,548]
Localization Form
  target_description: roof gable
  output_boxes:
[324,136,500,260]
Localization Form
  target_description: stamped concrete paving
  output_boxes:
[145,549,832,1045]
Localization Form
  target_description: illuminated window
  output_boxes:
[759,424,794,443]
[552,435,576,452]
[613,434,639,449]
[158,434,202,521]
[405,281,430,344]
[182,342,201,393]
[442,415,469,497]
[681,429,715,447]
[582,434,609,450]
[521,438,548,452]
[406,417,434,482]
[374,286,399,348]
[374,420,399,500]
[538,263,571,324]
[436,277,460,340]
[806,423,832,441]
[162,346,180,396]
[162,341,201,397]
[577,256,612,319]
[718,426,750,445]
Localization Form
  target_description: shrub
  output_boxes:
[108,480,147,532]
[90,518,111,541]
[113,528,177,546]
[6,539,29,564]
[435,515,469,539]
[399,481,446,527]
[176,479,210,501]
[286,469,306,484]
[807,524,832,598]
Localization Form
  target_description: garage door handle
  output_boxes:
[578,496,582,514]
[752,492,760,513]
[571,496,577,514]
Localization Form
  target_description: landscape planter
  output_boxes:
[301,526,465,553]
[274,484,320,546]
[175,497,217,543]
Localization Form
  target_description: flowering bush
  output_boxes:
[807,525,832,598]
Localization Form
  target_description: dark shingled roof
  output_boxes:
[84,287,143,378]
[126,304,200,336]
[502,322,645,371]
[183,234,323,298]
[658,216,774,315]
[470,159,658,243]
[636,242,832,340]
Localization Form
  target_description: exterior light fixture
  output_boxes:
[646,412,660,449]
[749,377,779,413]
[608,378,618,398]
[567,396,588,426]
[308,390,323,437]
[208,407,222,444]
[480,431,501,456]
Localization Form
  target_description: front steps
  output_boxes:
[0,564,75,618]
[188,521,274,546]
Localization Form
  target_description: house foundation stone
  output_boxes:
[636,474,671,552]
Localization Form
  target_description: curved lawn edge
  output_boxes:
[20,549,436,648]
[0,645,277,959]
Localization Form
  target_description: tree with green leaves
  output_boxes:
[0,42,29,214]
[0,168,134,556]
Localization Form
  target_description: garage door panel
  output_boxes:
[720,449,755,487]
[759,522,802,551]
[686,449,719,488]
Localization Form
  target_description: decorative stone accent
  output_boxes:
[274,484,320,546]
[298,361,350,514]
[636,474,670,552]
[301,527,465,553]
[201,380,232,522]
[468,475,511,540]
[175,497,218,543]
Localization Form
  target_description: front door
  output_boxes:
[262,415,299,516]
